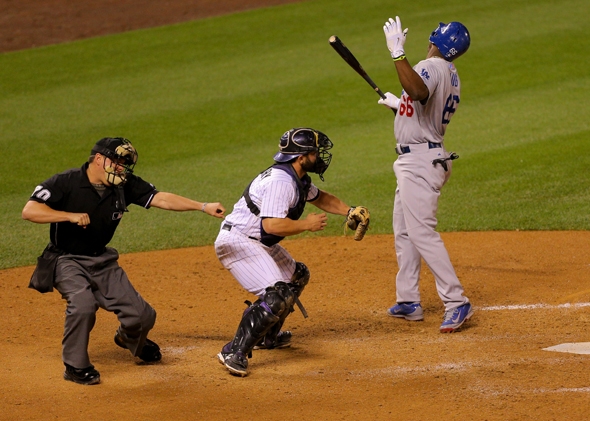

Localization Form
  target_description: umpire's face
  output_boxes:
[98,154,128,186]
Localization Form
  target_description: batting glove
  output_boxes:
[383,16,408,60]
[378,92,401,110]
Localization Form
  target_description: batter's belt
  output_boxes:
[396,141,442,155]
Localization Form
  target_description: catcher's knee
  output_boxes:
[263,282,295,317]
[291,262,310,289]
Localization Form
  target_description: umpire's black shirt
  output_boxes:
[29,163,158,256]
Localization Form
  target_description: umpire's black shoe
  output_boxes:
[138,339,162,363]
[114,333,162,363]
[63,363,101,385]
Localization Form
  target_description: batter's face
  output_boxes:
[427,42,443,59]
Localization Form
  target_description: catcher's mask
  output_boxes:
[91,137,138,186]
[429,21,470,61]
[273,128,333,181]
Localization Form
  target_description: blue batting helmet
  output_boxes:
[429,22,470,61]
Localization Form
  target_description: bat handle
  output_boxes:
[375,88,397,114]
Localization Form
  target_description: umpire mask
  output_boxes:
[273,128,333,181]
[91,137,138,186]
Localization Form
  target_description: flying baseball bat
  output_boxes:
[329,35,395,114]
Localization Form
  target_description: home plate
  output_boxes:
[542,342,590,355]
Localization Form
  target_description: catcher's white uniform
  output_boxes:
[215,165,319,297]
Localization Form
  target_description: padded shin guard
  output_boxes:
[258,280,301,348]
[290,262,310,298]
[260,308,289,349]
[230,282,295,355]
[229,302,279,356]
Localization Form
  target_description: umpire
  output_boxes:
[22,137,225,385]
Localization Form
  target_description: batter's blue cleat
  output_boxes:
[440,303,474,333]
[387,302,424,321]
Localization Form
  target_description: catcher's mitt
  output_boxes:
[346,206,370,241]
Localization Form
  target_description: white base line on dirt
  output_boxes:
[478,302,590,311]
[545,387,590,393]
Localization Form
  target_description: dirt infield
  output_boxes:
[2,1,590,420]
[2,232,590,420]
[0,0,306,53]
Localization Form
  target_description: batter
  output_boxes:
[378,16,474,332]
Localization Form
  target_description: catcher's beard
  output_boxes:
[301,153,330,179]
[300,156,316,174]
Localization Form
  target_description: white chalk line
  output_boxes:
[347,362,590,395]
[478,302,590,311]
[161,345,199,355]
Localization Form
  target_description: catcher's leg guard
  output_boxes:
[257,263,310,350]
[220,282,295,375]
[290,261,310,298]
[288,261,310,318]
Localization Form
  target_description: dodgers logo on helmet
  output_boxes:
[429,21,470,61]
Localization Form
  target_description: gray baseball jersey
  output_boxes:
[392,56,469,311]
[394,57,460,144]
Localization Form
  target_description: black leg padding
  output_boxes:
[259,277,304,348]
[228,283,296,356]
[290,262,310,298]
[229,302,279,356]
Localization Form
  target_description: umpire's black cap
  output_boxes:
[91,137,137,166]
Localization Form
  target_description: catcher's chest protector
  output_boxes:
[242,164,312,246]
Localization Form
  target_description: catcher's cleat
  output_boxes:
[114,333,162,363]
[63,363,101,385]
[440,303,474,333]
[253,330,292,350]
[217,341,233,365]
[387,302,424,321]
[221,351,249,377]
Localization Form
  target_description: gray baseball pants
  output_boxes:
[392,143,469,311]
[54,247,156,368]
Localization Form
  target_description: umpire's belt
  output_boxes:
[222,223,259,241]
[396,142,442,155]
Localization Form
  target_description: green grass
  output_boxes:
[1,0,589,269]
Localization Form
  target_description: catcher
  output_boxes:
[215,127,370,377]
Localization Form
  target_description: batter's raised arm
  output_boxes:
[22,200,90,227]
[383,16,429,101]
[150,192,225,217]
